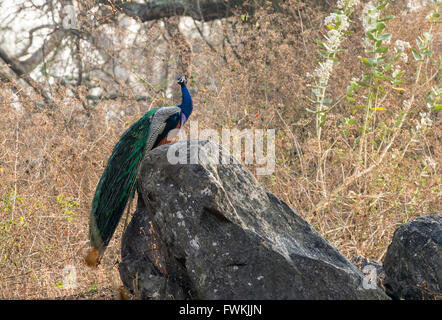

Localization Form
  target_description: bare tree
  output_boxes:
[0,0,327,113]
[104,0,329,22]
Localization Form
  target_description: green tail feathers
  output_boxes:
[89,108,158,258]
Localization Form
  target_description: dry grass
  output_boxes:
[0,1,440,299]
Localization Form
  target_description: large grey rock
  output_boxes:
[383,215,442,300]
[119,140,389,299]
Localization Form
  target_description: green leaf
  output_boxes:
[366,31,376,41]
[356,81,370,88]
[377,2,388,10]
[305,96,316,104]
[319,114,327,127]
[316,40,328,50]
[376,23,386,33]
[392,71,404,79]
[377,33,392,41]
[312,88,322,97]
[359,56,372,67]
[421,50,433,56]
[318,50,329,58]
[375,46,388,53]
[367,57,379,66]
[329,49,345,54]
[378,15,395,22]
[377,85,386,94]
[85,284,98,294]
[384,75,394,82]
[411,48,422,60]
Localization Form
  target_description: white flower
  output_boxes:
[419,112,433,127]
[422,32,432,42]
[336,0,345,9]
[314,59,334,84]
[392,65,402,78]
[340,14,350,30]
[326,29,343,49]
[324,13,350,31]
[360,1,383,48]
[416,111,433,133]
[406,0,425,13]
[403,99,412,108]
[395,40,411,51]
[394,41,411,63]
[361,2,379,33]
[324,13,337,26]
[400,52,409,63]
[337,0,360,10]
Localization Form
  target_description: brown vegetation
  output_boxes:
[0,0,440,298]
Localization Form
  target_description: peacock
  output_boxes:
[85,75,193,267]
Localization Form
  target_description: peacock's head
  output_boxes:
[177,75,188,86]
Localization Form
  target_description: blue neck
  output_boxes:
[179,85,193,119]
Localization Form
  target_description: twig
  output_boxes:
[0,47,56,109]
[297,8,308,55]
[275,109,305,175]
[12,118,19,220]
